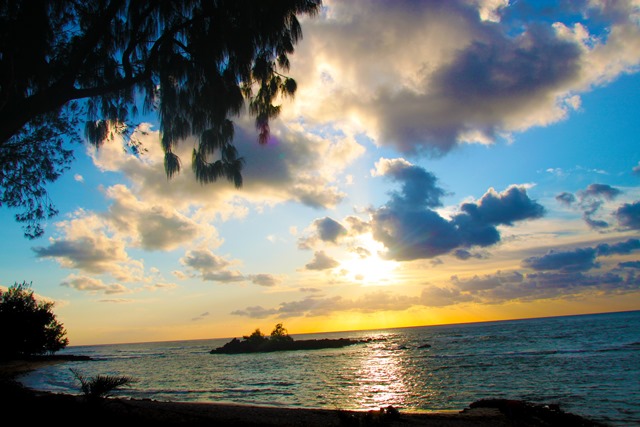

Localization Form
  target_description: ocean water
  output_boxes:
[19,311,640,426]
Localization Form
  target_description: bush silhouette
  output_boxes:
[71,368,135,402]
[0,281,68,358]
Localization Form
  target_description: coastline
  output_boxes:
[1,358,607,426]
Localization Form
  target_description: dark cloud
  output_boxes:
[377,159,445,208]
[582,183,623,200]
[448,270,640,304]
[371,166,544,261]
[522,248,598,272]
[372,206,460,260]
[596,239,640,256]
[33,237,125,274]
[231,126,352,209]
[523,239,640,272]
[559,183,624,229]
[619,261,640,269]
[556,192,576,205]
[615,201,640,229]
[314,217,348,243]
[371,21,582,155]
[453,249,484,260]
[304,251,339,270]
[459,186,546,226]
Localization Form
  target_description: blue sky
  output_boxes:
[2,0,640,345]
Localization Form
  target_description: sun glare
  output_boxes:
[340,238,399,285]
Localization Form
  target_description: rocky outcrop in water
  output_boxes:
[210,337,365,354]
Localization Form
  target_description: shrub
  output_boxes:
[70,368,136,401]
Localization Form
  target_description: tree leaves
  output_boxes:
[0,0,322,237]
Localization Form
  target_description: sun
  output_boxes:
[339,238,399,285]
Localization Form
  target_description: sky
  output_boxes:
[2,0,640,346]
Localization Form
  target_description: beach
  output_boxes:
[1,357,607,426]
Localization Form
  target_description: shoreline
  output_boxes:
[1,357,608,426]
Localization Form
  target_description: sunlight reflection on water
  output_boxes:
[353,342,408,409]
[18,312,640,426]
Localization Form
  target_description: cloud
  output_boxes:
[522,239,640,272]
[449,270,640,303]
[233,268,640,317]
[60,275,131,295]
[596,239,640,256]
[558,183,624,228]
[619,261,640,269]
[105,185,213,251]
[582,183,623,200]
[74,174,84,183]
[304,251,340,271]
[615,201,640,229]
[180,248,245,283]
[192,312,210,321]
[314,217,348,243]
[94,120,364,214]
[453,249,484,260]
[556,192,576,205]
[145,282,178,291]
[230,305,278,319]
[300,287,322,293]
[523,248,599,272]
[98,299,134,303]
[289,0,640,155]
[633,162,640,176]
[231,293,417,319]
[32,212,144,282]
[370,159,544,260]
[248,274,282,287]
[298,217,348,248]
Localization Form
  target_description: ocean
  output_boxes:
[19,311,640,426]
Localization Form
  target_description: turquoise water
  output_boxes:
[19,311,640,426]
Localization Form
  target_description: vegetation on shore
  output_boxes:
[211,323,366,354]
[0,282,68,359]
[71,368,136,402]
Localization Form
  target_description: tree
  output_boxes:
[0,281,69,358]
[0,0,322,238]
[270,322,293,342]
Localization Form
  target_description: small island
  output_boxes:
[210,323,366,354]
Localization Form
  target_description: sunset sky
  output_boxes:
[2,0,640,346]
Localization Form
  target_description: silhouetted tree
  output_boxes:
[0,0,322,238]
[0,281,68,358]
[243,327,267,346]
[270,322,293,342]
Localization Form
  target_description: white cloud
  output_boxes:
[286,0,640,155]
[61,274,131,295]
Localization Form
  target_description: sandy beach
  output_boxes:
[0,357,607,426]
